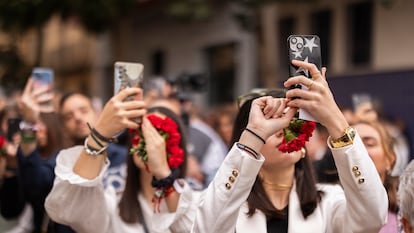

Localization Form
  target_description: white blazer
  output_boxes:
[192,133,388,233]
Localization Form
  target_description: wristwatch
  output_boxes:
[330,126,356,148]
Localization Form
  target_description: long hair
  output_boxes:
[232,90,321,219]
[118,106,188,223]
[38,112,64,159]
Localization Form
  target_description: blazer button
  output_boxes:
[358,178,365,184]
[232,169,239,177]
[352,166,359,172]
[354,170,361,177]
[225,183,232,190]
[229,176,236,183]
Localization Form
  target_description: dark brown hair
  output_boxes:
[38,113,64,159]
[118,106,188,223]
[232,90,321,219]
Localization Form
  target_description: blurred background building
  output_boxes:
[0,0,413,149]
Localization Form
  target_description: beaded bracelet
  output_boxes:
[152,186,176,213]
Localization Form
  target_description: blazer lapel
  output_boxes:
[288,184,324,233]
[236,203,267,233]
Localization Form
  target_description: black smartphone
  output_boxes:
[7,117,22,142]
[288,35,322,87]
[287,35,322,121]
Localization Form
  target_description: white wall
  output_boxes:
[273,0,414,75]
[374,0,414,70]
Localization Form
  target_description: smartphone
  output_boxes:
[114,62,144,100]
[7,117,22,142]
[32,67,54,109]
[287,35,322,121]
[288,35,322,80]
[114,62,144,123]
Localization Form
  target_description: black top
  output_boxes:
[266,205,289,233]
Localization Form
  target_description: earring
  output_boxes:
[301,148,306,158]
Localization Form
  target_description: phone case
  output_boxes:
[288,35,321,78]
[32,67,54,87]
[287,35,322,122]
[32,67,54,109]
[114,62,144,100]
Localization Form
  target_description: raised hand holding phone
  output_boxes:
[31,67,54,112]
[287,35,322,122]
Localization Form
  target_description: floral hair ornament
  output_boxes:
[278,114,316,153]
[129,114,184,211]
[129,114,184,169]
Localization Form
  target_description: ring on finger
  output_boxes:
[308,80,314,89]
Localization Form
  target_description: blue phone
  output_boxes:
[32,67,54,87]
[32,67,54,109]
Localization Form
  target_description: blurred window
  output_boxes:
[347,1,373,67]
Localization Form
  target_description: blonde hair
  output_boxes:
[354,120,396,168]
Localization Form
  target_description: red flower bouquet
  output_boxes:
[278,118,316,153]
[0,136,7,156]
[129,114,184,169]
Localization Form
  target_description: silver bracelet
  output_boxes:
[84,137,108,157]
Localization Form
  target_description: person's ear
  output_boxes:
[387,152,396,172]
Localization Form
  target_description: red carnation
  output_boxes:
[129,114,185,170]
[278,117,316,153]
[0,136,6,148]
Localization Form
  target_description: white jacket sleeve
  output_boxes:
[328,133,388,233]
[45,146,112,233]
[191,144,264,233]
[151,181,202,233]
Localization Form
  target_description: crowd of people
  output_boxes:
[0,59,412,233]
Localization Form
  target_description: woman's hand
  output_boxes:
[93,88,147,138]
[18,78,54,123]
[246,96,297,141]
[141,116,171,179]
[284,60,348,138]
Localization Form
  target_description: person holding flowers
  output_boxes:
[191,60,388,233]
[45,87,197,233]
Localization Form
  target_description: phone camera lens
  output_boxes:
[296,43,303,49]
[291,37,297,44]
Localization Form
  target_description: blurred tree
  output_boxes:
[0,0,59,88]
[0,0,136,89]
[166,0,212,22]
[0,45,30,92]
